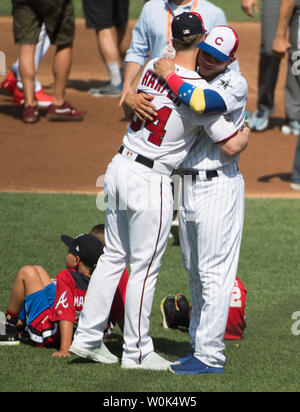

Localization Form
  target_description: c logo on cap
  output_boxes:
[215,37,223,46]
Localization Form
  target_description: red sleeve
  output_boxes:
[225,277,247,340]
[108,269,129,325]
[52,270,76,323]
[166,72,184,96]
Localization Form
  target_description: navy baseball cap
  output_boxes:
[198,25,239,61]
[172,12,206,39]
[61,233,104,269]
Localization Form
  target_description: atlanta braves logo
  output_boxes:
[55,290,69,309]
[215,37,223,46]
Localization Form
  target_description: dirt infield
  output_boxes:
[0,17,299,198]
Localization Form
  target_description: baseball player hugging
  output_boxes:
[152,25,249,374]
[70,13,248,372]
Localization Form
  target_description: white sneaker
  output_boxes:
[69,342,119,364]
[290,183,300,190]
[248,107,274,132]
[281,121,300,136]
[121,352,173,370]
[88,83,121,98]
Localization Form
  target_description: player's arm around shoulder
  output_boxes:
[158,70,227,115]
[213,70,248,112]
[220,124,250,157]
[122,59,159,121]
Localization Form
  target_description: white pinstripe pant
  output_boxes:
[178,165,245,368]
[73,154,173,364]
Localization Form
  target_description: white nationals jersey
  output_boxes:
[123,59,238,170]
[181,68,248,171]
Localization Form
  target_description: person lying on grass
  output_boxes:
[1,230,128,357]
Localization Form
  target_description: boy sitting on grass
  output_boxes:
[0,230,128,357]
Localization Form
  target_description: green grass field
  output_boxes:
[0,0,261,21]
[0,193,299,393]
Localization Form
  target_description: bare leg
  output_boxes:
[96,28,123,87]
[19,44,36,107]
[96,28,120,66]
[7,265,51,316]
[115,25,128,62]
[52,43,73,106]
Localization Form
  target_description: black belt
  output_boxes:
[179,169,218,180]
[119,145,154,169]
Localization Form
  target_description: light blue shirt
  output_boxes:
[125,0,227,66]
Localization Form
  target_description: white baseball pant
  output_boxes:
[73,154,173,364]
[178,164,245,368]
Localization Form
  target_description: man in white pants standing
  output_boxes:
[70,13,248,370]
[151,25,248,374]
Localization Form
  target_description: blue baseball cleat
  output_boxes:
[174,350,194,364]
[169,356,224,375]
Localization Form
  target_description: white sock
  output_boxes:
[107,61,122,88]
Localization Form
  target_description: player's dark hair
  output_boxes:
[90,224,105,236]
[89,224,106,247]
[173,33,204,52]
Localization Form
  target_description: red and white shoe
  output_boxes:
[46,101,86,121]
[34,88,54,107]
[0,70,17,93]
[12,87,53,107]
[22,105,40,124]
[12,86,25,105]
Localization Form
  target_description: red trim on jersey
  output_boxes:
[137,177,164,364]
[216,129,238,144]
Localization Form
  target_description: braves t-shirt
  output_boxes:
[25,268,129,347]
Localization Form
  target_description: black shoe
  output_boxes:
[19,330,31,345]
[160,295,177,329]
[0,322,20,345]
[175,294,190,327]
[175,293,190,313]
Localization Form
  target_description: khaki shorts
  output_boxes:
[12,0,75,45]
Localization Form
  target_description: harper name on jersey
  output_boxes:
[140,69,182,108]
[123,59,237,171]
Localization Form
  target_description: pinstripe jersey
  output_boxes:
[180,68,247,171]
[123,60,238,170]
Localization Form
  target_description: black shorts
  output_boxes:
[83,0,129,30]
